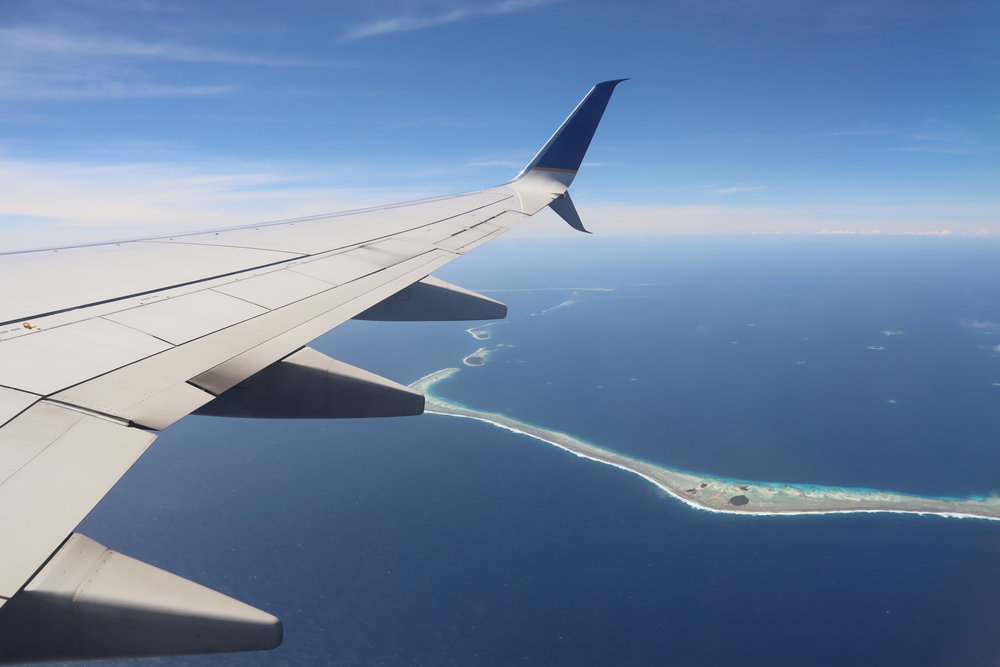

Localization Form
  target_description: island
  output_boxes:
[531,297,579,317]
[465,323,497,340]
[411,368,1000,521]
[462,348,492,367]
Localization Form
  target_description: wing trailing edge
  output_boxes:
[354,276,507,321]
[194,346,424,419]
[0,533,281,664]
[0,80,626,664]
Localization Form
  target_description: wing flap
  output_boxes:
[345,239,430,268]
[194,347,423,419]
[52,251,452,426]
[0,403,156,601]
[354,276,506,322]
[0,242,299,328]
[289,252,382,286]
[143,191,515,255]
[434,211,523,252]
[0,533,282,662]
[188,252,452,397]
[0,388,39,428]
[0,319,172,396]
[211,269,331,310]
[104,290,267,346]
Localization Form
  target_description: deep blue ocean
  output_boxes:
[78,237,1000,666]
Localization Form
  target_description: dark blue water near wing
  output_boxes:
[83,415,1000,667]
[74,237,1000,666]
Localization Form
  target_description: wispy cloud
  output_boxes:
[0,26,324,100]
[0,27,311,66]
[0,72,237,100]
[885,119,982,154]
[345,0,558,40]
[711,185,764,195]
[63,0,189,13]
[819,128,890,137]
[2,155,998,246]
[0,27,243,102]
[503,201,1000,238]
[817,228,954,236]
[819,121,984,154]
[0,157,432,249]
[885,145,978,155]
[468,159,523,168]
[961,319,1000,331]
[678,0,926,33]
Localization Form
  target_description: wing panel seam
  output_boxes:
[0,197,513,328]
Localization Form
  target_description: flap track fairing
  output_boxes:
[0,534,281,664]
[353,276,507,321]
[194,346,424,419]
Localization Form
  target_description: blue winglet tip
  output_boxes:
[525,78,628,175]
[593,78,629,93]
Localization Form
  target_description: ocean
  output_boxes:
[77,237,1000,666]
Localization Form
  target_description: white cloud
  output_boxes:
[678,0,926,33]
[468,160,523,168]
[819,128,890,137]
[0,73,237,100]
[65,0,188,13]
[885,119,982,154]
[886,145,978,155]
[0,157,433,250]
[816,229,953,236]
[962,319,1000,331]
[0,27,304,66]
[711,185,763,195]
[2,155,998,247]
[0,26,321,100]
[345,0,558,40]
[505,201,1000,238]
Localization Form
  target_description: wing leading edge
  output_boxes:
[0,80,626,664]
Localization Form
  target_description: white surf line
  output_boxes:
[411,369,1000,522]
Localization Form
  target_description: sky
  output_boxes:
[0,0,997,248]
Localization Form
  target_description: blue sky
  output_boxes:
[0,0,997,247]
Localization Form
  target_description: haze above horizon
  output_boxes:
[1,0,997,247]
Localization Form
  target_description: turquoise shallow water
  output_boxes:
[417,366,1000,518]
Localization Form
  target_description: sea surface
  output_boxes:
[77,237,1000,666]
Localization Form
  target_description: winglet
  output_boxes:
[548,191,590,233]
[514,79,627,185]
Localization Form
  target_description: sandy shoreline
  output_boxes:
[410,368,1000,521]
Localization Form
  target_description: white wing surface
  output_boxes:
[0,80,625,663]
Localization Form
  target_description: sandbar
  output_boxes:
[411,368,1000,521]
[466,323,497,340]
[462,348,492,367]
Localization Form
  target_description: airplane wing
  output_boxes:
[0,79,625,664]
